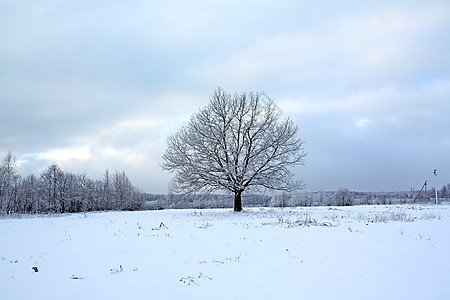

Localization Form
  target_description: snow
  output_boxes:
[1,204,449,299]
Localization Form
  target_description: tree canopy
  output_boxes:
[162,88,306,211]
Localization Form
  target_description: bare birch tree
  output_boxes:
[0,152,20,213]
[162,88,306,211]
[40,163,64,212]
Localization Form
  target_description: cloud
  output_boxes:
[200,2,450,93]
[355,118,371,128]
[19,146,92,166]
[1,0,449,193]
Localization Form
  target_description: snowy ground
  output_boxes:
[1,204,449,299]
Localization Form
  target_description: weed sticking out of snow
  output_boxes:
[179,276,199,286]
[151,221,169,230]
[110,265,124,274]
[421,213,440,220]
[179,272,214,286]
[358,211,415,223]
[356,208,440,224]
[196,221,213,229]
[259,210,333,228]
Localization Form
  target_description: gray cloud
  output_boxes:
[1,0,449,193]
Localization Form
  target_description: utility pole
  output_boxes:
[412,181,427,204]
[424,181,427,203]
[434,169,438,204]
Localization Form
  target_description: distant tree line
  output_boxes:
[142,193,272,210]
[0,152,143,214]
[2,152,449,214]
[142,186,450,210]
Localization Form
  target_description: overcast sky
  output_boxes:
[1,0,449,194]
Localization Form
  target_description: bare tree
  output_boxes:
[334,188,352,206]
[0,152,20,213]
[17,174,40,213]
[102,169,112,209]
[162,88,306,211]
[40,163,64,212]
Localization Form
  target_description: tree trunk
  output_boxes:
[234,190,243,212]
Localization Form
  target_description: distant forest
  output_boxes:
[1,152,449,214]
[0,152,143,214]
[143,187,450,211]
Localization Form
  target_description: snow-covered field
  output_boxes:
[1,204,449,299]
